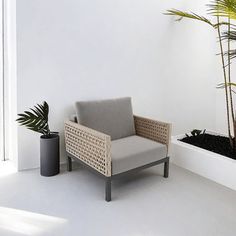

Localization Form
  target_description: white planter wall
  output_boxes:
[171,135,236,191]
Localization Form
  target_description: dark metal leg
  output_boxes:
[105,177,111,202]
[67,156,72,172]
[164,158,169,178]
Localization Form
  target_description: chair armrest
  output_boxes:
[134,115,172,154]
[65,120,112,177]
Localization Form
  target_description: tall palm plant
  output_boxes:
[165,0,236,150]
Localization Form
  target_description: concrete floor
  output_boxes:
[0,162,236,236]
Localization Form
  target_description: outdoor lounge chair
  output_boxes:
[64,97,171,201]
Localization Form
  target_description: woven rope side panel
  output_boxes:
[65,121,111,176]
[134,116,171,147]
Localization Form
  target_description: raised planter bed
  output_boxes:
[171,133,236,191]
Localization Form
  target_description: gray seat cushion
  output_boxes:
[75,97,136,140]
[111,135,167,175]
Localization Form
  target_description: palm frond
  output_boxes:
[217,82,236,88]
[222,29,236,41]
[16,101,50,136]
[165,9,215,27]
[221,29,236,60]
[217,82,236,94]
[207,0,236,20]
[223,49,236,59]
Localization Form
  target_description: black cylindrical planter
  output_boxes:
[40,134,60,177]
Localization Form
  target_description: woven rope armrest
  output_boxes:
[134,115,172,154]
[65,120,112,177]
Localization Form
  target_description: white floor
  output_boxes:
[0,162,236,236]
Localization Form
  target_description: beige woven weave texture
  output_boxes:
[65,121,112,176]
[134,115,171,154]
[65,116,171,177]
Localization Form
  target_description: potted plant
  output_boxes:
[165,0,236,156]
[165,1,236,190]
[17,101,60,176]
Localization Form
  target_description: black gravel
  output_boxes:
[179,134,236,160]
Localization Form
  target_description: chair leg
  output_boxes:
[105,177,111,202]
[164,158,169,178]
[67,156,72,172]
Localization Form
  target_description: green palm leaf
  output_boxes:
[222,29,236,41]
[217,83,236,96]
[217,82,236,91]
[207,0,236,19]
[165,9,215,27]
[217,82,236,93]
[221,28,236,58]
[225,49,236,59]
[16,101,50,136]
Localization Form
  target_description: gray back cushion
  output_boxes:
[75,97,136,140]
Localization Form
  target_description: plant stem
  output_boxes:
[234,120,236,149]
[228,19,234,121]
[217,15,232,143]
[227,18,236,149]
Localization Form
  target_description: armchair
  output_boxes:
[65,97,171,201]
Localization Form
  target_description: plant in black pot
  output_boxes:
[165,0,236,154]
[16,101,60,176]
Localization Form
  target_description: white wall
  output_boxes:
[16,0,218,170]
[5,0,17,168]
[0,0,4,161]
[0,0,18,168]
